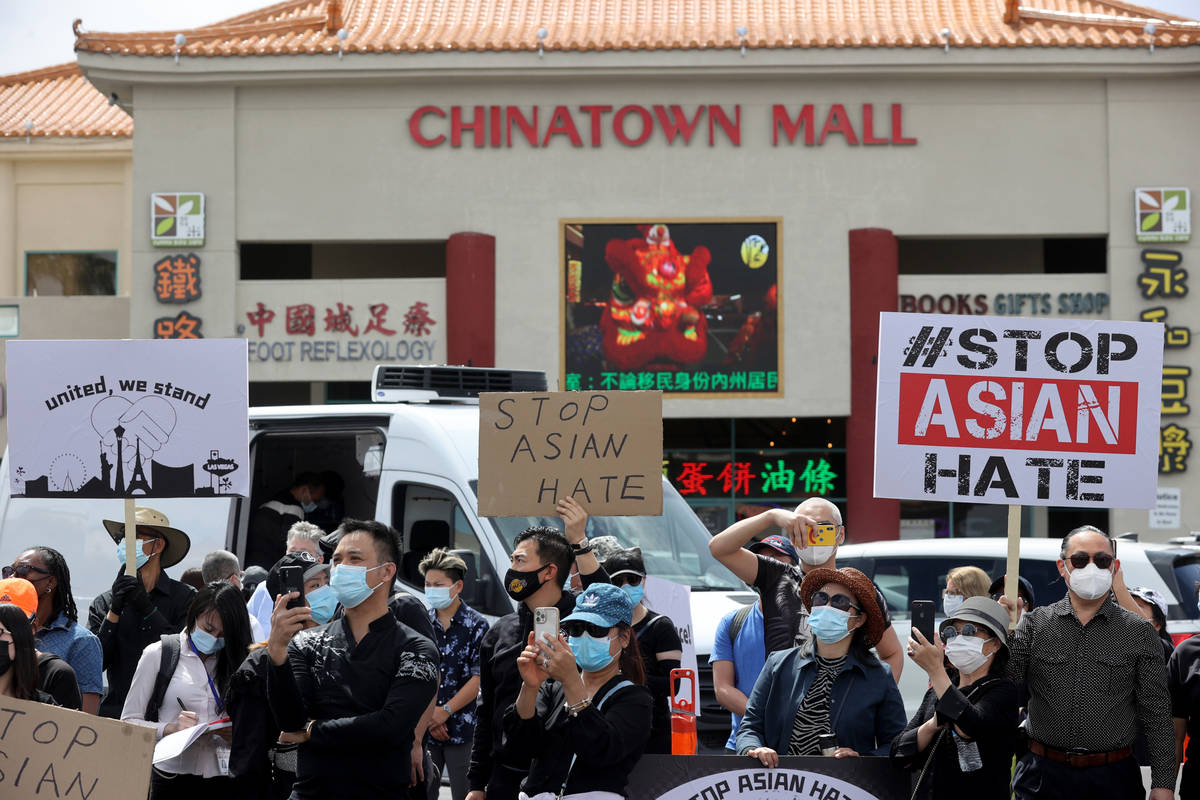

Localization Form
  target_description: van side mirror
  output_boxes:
[450,549,482,607]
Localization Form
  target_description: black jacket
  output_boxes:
[890,675,1019,800]
[267,612,439,799]
[247,490,305,569]
[228,647,277,796]
[37,652,81,710]
[502,674,652,798]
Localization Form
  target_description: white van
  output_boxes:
[0,365,752,750]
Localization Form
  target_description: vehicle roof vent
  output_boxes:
[372,365,548,401]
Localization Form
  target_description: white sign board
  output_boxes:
[151,192,205,247]
[6,339,249,498]
[643,575,699,716]
[1150,487,1182,530]
[1135,187,1190,243]
[874,313,1164,509]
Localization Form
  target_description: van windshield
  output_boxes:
[485,480,745,591]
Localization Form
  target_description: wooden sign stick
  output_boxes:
[124,497,137,577]
[1004,503,1021,629]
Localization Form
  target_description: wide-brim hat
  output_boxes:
[948,596,1011,646]
[563,583,634,628]
[102,507,191,569]
[800,567,886,648]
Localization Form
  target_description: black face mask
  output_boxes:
[505,565,548,602]
[0,647,11,677]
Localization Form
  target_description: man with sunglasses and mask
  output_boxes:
[1004,525,1176,800]
[466,497,608,800]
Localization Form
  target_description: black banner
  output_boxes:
[626,755,908,800]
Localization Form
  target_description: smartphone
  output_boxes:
[807,523,838,547]
[280,565,306,610]
[534,606,559,648]
[911,600,935,645]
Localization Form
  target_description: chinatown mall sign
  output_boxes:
[409,103,917,148]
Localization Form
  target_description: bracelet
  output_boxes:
[564,697,591,717]
[305,719,315,740]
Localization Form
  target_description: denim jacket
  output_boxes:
[735,646,906,757]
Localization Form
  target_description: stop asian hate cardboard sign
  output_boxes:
[478,391,663,517]
[874,313,1164,509]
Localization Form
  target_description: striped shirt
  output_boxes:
[787,654,845,755]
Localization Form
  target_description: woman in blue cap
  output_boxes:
[504,582,652,800]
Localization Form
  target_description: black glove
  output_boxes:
[109,574,140,616]
[127,579,153,615]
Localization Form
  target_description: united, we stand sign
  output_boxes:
[874,313,1164,509]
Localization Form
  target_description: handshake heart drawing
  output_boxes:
[91,396,178,469]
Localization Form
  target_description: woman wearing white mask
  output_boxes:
[891,597,1019,800]
[942,566,991,618]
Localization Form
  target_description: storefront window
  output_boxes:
[25,251,117,296]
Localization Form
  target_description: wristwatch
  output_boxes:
[442,704,454,717]
[572,539,593,555]
[565,697,592,717]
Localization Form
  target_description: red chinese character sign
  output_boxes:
[873,313,1164,509]
[153,254,202,303]
[5,339,249,498]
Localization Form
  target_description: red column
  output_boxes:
[445,232,496,367]
[846,228,900,542]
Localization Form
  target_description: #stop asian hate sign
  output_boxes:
[874,313,1164,509]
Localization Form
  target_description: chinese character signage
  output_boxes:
[874,313,1164,509]
[563,220,781,397]
[153,254,202,303]
[5,339,249,498]
[235,279,446,382]
[666,452,846,500]
[1136,187,1190,243]
[150,192,205,247]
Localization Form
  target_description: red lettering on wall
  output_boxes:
[771,104,815,146]
[708,105,741,146]
[505,106,539,147]
[891,103,918,145]
[489,106,502,147]
[542,105,584,147]
[861,104,889,145]
[450,105,486,147]
[819,104,859,145]
[614,105,653,146]
[579,105,613,146]
[409,106,446,147]
[653,105,704,144]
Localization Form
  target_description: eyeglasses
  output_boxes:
[940,623,992,642]
[1066,552,1114,570]
[2,564,49,580]
[810,591,861,613]
[562,621,613,638]
[611,574,643,588]
[941,589,963,598]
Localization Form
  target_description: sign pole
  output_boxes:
[1004,504,1021,629]
[124,497,137,578]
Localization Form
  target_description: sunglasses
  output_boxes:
[562,621,613,639]
[2,564,49,580]
[940,623,992,642]
[1066,552,1114,570]
[611,574,643,588]
[810,591,861,613]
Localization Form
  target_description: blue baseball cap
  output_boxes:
[562,583,634,628]
[749,534,799,563]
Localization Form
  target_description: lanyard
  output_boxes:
[187,636,225,714]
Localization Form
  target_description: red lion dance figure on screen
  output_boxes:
[601,224,714,370]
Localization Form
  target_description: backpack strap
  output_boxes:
[728,604,754,648]
[145,634,182,723]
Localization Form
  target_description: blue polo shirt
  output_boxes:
[709,602,765,750]
[36,612,103,695]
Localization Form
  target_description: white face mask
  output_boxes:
[942,594,964,618]
[1067,562,1113,600]
[945,635,991,674]
[799,545,836,566]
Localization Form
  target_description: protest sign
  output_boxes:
[478,391,662,516]
[0,694,155,799]
[874,313,1164,509]
[644,576,698,708]
[626,755,906,800]
[6,339,249,499]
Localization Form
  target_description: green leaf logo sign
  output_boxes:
[1142,213,1161,231]
[156,217,176,236]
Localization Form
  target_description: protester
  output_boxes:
[248,472,327,568]
[267,518,439,799]
[0,577,81,707]
[707,498,904,679]
[248,521,325,637]
[181,567,206,591]
[737,567,905,762]
[228,553,332,799]
[421,548,490,800]
[891,597,1019,799]
[1128,586,1175,662]
[242,566,268,603]
[122,582,251,797]
[567,536,621,593]
[1004,525,1175,800]
[710,536,796,752]
[0,599,57,704]
[988,574,1036,622]
[1169,631,1200,797]
[943,566,991,617]
[466,497,608,800]
[8,546,102,713]
[505,582,652,799]
[88,507,196,717]
[604,546,681,755]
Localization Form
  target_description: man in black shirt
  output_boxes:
[267,518,439,799]
[466,498,607,800]
[247,473,326,568]
[86,507,195,718]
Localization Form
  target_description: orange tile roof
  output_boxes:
[0,63,132,139]
[73,0,1200,57]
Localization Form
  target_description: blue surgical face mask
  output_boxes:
[116,540,153,571]
[568,631,616,672]
[330,564,386,609]
[301,501,318,514]
[621,584,645,607]
[807,605,853,644]
[190,628,224,655]
[425,585,456,610]
[305,584,338,624]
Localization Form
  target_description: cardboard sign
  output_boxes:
[6,339,249,498]
[0,694,155,799]
[478,391,662,516]
[874,313,1164,509]
[627,755,905,800]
